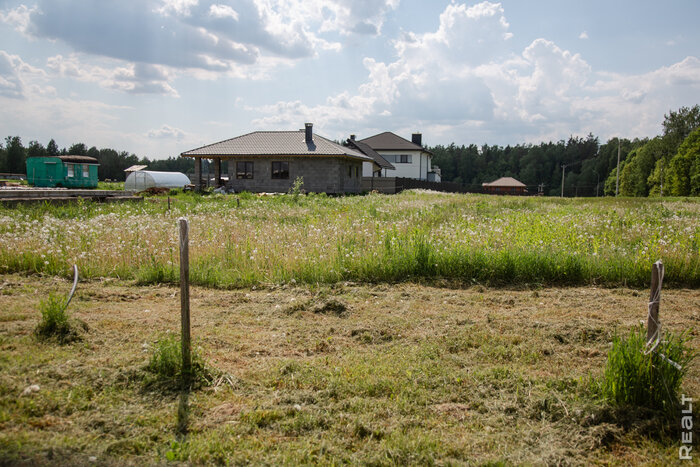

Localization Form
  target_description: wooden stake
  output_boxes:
[179,218,192,387]
[647,260,664,344]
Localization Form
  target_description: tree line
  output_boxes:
[2,105,698,195]
[430,105,700,196]
[0,139,194,182]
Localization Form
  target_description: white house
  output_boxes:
[352,132,439,181]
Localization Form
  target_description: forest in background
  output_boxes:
[1,105,698,197]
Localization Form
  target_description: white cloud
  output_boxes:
[47,55,179,97]
[0,4,37,33]
[0,50,48,99]
[579,31,588,40]
[249,1,700,144]
[209,4,239,20]
[148,124,186,140]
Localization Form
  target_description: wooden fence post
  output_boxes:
[179,218,192,387]
[647,260,664,345]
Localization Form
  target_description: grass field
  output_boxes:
[0,192,698,464]
[0,191,699,289]
[1,275,698,465]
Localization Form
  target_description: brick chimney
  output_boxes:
[412,132,422,147]
[305,123,313,143]
[350,134,356,141]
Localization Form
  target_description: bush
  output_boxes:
[602,326,695,414]
[34,292,82,344]
[145,333,215,388]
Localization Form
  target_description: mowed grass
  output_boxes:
[1,275,698,465]
[0,191,699,288]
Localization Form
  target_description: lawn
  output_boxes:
[0,192,698,464]
[1,275,697,465]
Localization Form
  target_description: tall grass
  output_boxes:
[602,326,695,414]
[1,192,699,288]
[145,333,215,388]
[34,292,82,343]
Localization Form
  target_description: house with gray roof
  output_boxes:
[180,123,374,194]
[345,136,395,177]
[352,131,439,181]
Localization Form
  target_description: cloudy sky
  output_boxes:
[1,0,699,159]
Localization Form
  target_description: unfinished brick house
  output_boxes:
[180,123,373,194]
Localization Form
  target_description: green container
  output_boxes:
[26,156,99,188]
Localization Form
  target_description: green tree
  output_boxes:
[27,140,47,159]
[46,139,60,157]
[618,138,663,196]
[4,136,25,174]
[665,127,700,196]
[662,105,700,152]
[68,143,88,156]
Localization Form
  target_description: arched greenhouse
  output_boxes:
[124,171,191,191]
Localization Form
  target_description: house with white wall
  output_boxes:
[353,132,439,181]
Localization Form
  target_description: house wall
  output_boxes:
[226,157,363,194]
[374,150,431,180]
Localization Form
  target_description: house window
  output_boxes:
[348,165,352,177]
[271,161,289,179]
[83,164,89,178]
[355,166,359,177]
[236,161,254,179]
[398,154,412,163]
[67,164,74,177]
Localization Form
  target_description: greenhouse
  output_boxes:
[124,170,190,191]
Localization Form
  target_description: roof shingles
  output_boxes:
[181,130,371,161]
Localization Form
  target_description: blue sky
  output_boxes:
[1,0,699,159]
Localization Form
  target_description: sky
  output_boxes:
[1,0,699,159]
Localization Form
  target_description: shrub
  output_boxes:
[602,326,695,414]
[145,333,215,388]
[34,292,82,344]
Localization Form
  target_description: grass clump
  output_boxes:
[602,326,695,415]
[145,333,216,389]
[34,292,83,344]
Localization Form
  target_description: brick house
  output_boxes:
[482,177,528,195]
[180,124,373,194]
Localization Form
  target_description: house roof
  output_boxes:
[181,130,372,162]
[346,139,395,170]
[482,177,527,187]
[358,132,432,155]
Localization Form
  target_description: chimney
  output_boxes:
[412,133,422,147]
[305,123,313,143]
[350,134,356,141]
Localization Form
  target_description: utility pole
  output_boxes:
[593,169,600,197]
[561,164,566,197]
[615,138,621,196]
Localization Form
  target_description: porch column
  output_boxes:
[194,157,202,190]
[214,158,222,187]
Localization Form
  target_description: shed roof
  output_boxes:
[124,164,148,173]
[482,177,527,187]
[181,130,372,162]
[346,139,395,170]
[358,132,432,154]
[57,155,99,164]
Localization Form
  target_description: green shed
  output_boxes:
[26,155,100,188]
